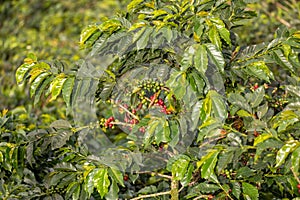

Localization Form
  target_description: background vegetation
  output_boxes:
[1,0,300,199]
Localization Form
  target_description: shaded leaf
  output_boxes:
[242,182,258,200]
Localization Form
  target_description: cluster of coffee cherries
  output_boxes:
[99,116,115,129]
[150,95,172,114]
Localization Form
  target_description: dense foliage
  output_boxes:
[2,0,300,199]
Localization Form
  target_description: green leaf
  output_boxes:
[245,61,273,82]
[73,183,81,200]
[169,120,180,147]
[286,85,300,98]
[50,130,73,150]
[105,180,119,200]
[232,182,241,199]
[291,146,300,175]
[200,94,212,121]
[80,25,99,47]
[49,74,67,102]
[166,71,187,99]
[16,63,35,84]
[194,44,208,75]
[54,162,77,172]
[228,93,252,113]
[253,133,272,147]
[250,86,265,108]
[155,119,170,144]
[29,63,50,83]
[272,50,295,73]
[208,25,222,50]
[171,155,190,181]
[94,168,110,198]
[242,182,258,200]
[84,169,96,197]
[201,150,220,180]
[144,120,160,147]
[136,26,153,50]
[127,0,144,12]
[65,182,79,200]
[205,43,225,74]
[216,150,234,174]
[108,167,125,187]
[181,164,194,186]
[210,18,231,45]
[275,141,299,168]
[193,182,220,194]
[62,77,75,108]
[34,75,54,105]
[30,72,51,97]
[191,101,201,130]
[236,167,255,179]
[209,90,227,121]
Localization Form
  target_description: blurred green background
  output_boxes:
[0,0,299,111]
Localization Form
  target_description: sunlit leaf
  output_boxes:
[242,182,258,200]
[93,168,110,198]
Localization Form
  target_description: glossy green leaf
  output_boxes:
[127,0,144,12]
[286,85,300,98]
[212,18,231,46]
[201,150,219,179]
[33,75,54,105]
[250,86,265,108]
[108,167,125,187]
[194,44,208,75]
[171,155,190,181]
[50,130,73,150]
[155,119,170,144]
[181,164,194,186]
[253,133,272,147]
[80,25,99,47]
[272,50,295,73]
[136,26,153,50]
[245,61,273,82]
[169,120,180,147]
[232,182,241,199]
[46,74,66,101]
[62,77,75,108]
[94,168,110,198]
[209,90,227,121]
[205,43,225,74]
[16,63,35,84]
[242,182,258,200]
[216,150,234,174]
[84,169,96,197]
[291,146,300,175]
[200,95,212,121]
[193,182,220,194]
[144,120,159,147]
[65,182,79,200]
[105,180,119,200]
[208,25,222,50]
[236,167,255,178]
[228,93,252,113]
[275,141,299,168]
[73,183,81,200]
[30,72,51,97]
[29,63,50,83]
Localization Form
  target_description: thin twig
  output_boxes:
[134,171,172,179]
[199,136,225,149]
[291,167,300,184]
[118,103,140,120]
[131,190,170,200]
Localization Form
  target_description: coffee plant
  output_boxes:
[4,0,300,199]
